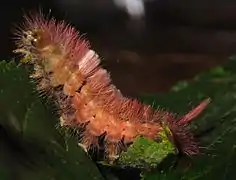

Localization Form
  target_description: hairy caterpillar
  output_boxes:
[13,12,210,162]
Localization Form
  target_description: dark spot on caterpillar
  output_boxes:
[76,80,86,93]
[53,84,64,92]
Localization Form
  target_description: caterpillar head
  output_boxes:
[13,29,42,63]
[22,30,41,47]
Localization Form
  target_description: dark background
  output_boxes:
[2,0,236,96]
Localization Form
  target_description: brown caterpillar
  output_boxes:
[13,12,210,161]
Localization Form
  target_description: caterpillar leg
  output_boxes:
[78,142,89,153]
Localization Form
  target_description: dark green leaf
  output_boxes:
[141,59,236,180]
[0,60,104,180]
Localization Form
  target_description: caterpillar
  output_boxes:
[13,12,210,162]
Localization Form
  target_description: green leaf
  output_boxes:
[0,60,104,180]
[2,57,236,180]
[118,131,177,168]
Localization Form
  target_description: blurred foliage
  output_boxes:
[1,57,236,180]
[140,58,236,180]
